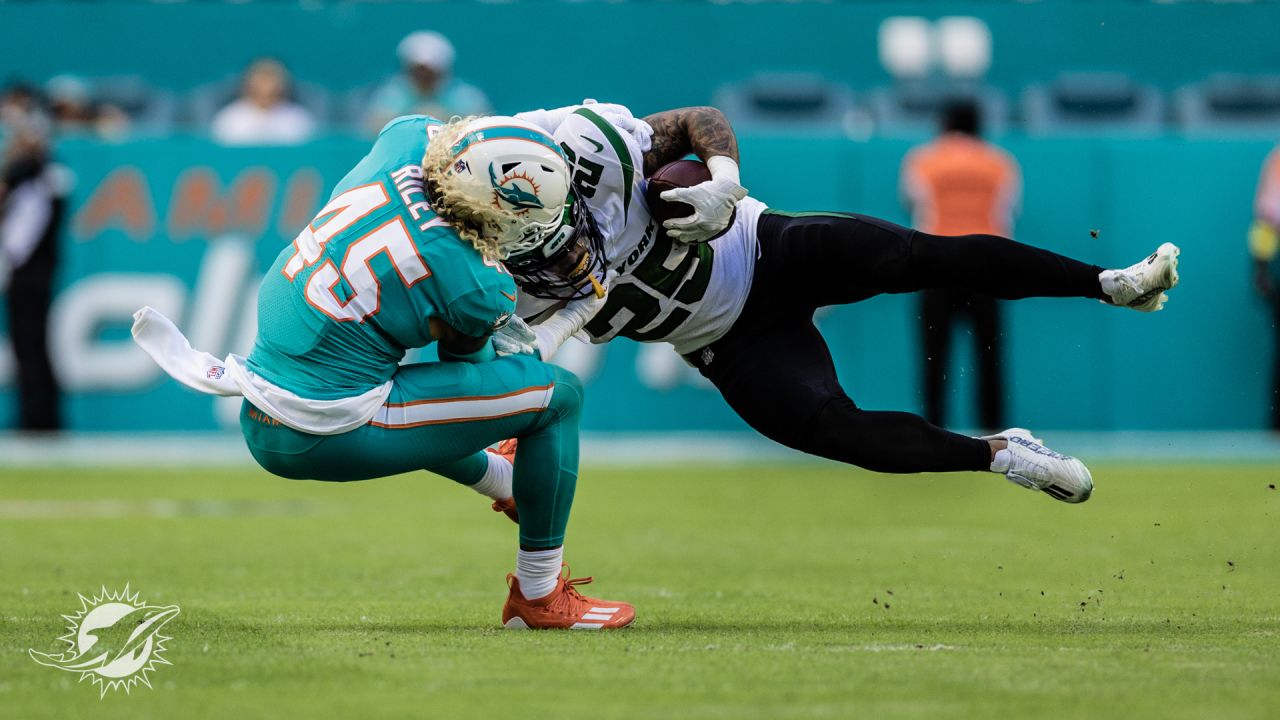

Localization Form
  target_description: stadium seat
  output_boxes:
[1174,74,1280,136]
[713,73,864,136]
[339,84,379,133]
[93,76,178,135]
[1021,72,1165,136]
[867,81,1008,138]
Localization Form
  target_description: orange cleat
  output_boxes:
[502,566,635,630]
[491,497,518,523]
[489,438,518,461]
[486,439,519,523]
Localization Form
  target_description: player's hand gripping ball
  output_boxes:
[645,159,745,244]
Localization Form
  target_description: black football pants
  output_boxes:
[6,278,61,431]
[685,210,1106,474]
[1271,292,1280,430]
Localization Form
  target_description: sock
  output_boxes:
[990,448,1012,473]
[469,452,513,500]
[516,547,563,600]
[1098,269,1124,301]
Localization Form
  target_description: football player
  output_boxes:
[133,115,633,630]
[428,102,1180,504]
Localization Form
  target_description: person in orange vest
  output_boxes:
[1250,146,1280,429]
[901,99,1020,431]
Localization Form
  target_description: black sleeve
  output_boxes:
[2,156,46,188]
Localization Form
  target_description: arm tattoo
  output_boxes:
[641,106,739,177]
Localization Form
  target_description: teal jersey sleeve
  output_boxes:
[445,285,516,338]
[437,262,517,338]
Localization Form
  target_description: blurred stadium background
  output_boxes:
[1,0,1278,452]
[4,3,1280,718]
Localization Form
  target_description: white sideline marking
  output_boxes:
[0,431,1278,468]
[825,644,958,653]
[0,499,314,519]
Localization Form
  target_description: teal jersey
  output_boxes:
[248,116,516,399]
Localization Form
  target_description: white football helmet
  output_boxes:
[434,116,572,257]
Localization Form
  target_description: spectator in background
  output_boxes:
[1,83,45,131]
[364,30,491,134]
[1,90,64,431]
[1249,147,1280,430]
[901,99,1021,431]
[211,58,316,146]
[46,75,130,141]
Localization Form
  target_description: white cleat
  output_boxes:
[1099,242,1180,312]
[982,428,1093,504]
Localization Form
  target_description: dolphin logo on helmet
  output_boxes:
[489,163,545,211]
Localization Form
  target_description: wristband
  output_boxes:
[706,155,741,186]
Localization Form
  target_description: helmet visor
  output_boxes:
[504,188,608,300]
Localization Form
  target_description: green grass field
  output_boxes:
[2,460,1278,719]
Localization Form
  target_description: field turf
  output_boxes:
[2,461,1278,719]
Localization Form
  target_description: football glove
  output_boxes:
[492,316,538,357]
[660,157,747,244]
[495,271,613,361]
[514,100,652,151]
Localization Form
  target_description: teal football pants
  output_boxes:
[240,355,583,549]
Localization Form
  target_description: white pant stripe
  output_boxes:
[371,384,554,429]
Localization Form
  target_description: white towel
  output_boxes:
[131,306,392,435]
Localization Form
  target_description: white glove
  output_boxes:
[594,104,653,152]
[660,156,747,244]
[492,315,538,357]
[515,100,653,152]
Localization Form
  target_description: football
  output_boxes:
[644,158,736,240]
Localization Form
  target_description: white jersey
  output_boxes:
[515,104,767,354]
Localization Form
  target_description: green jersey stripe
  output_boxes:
[573,108,634,215]
[763,209,859,220]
